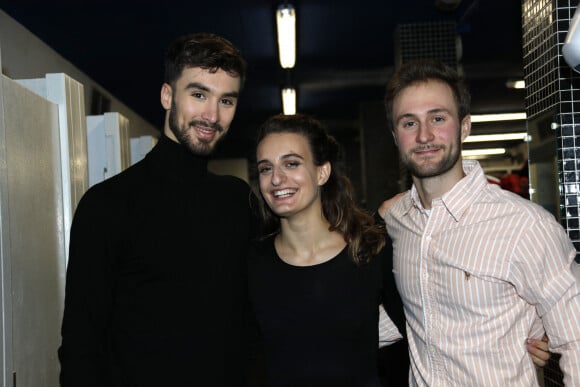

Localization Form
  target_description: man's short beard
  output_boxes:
[401,143,461,179]
[168,101,224,156]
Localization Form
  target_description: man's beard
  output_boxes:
[168,101,225,156]
[401,142,461,179]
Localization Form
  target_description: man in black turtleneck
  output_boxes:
[58,33,255,386]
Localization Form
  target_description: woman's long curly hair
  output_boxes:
[254,113,386,265]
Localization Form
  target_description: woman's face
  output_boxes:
[256,132,329,219]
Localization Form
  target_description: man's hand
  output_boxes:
[526,335,550,368]
[377,192,406,219]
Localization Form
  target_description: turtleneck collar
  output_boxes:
[147,134,209,181]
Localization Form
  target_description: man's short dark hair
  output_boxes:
[164,32,247,88]
[384,60,471,131]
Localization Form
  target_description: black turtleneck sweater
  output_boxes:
[58,135,256,386]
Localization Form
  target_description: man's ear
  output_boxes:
[318,162,331,186]
[460,115,471,142]
[161,83,172,110]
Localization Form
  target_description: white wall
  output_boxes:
[0,9,159,139]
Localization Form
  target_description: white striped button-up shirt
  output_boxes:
[385,160,580,386]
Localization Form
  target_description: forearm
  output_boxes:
[543,284,580,385]
[378,236,406,337]
[513,219,580,383]
[552,338,580,386]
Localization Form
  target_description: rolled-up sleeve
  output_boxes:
[511,217,580,386]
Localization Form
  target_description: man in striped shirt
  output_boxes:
[381,59,580,386]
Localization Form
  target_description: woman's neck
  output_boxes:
[276,214,346,266]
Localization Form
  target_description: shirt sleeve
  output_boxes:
[58,189,116,387]
[378,304,403,347]
[511,217,580,385]
[378,231,407,338]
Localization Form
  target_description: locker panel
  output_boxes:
[1,74,64,387]
[130,135,157,165]
[16,73,88,266]
[86,115,107,187]
[87,112,131,188]
[0,56,14,387]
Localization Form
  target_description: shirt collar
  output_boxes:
[403,160,487,222]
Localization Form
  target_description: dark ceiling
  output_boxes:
[0,0,525,159]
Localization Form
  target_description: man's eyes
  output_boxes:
[221,98,236,106]
[400,116,446,128]
[188,92,235,106]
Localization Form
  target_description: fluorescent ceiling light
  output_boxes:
[276,4,296,69]
[281,88,296,115]
[464,132,527,143]
[462,148,506,158]
[505,80,525,89]
[471,112,526,123]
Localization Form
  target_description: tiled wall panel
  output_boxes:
[523,0,580,263]
[522,1,580,385]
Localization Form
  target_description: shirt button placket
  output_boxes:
[421,216,437,385]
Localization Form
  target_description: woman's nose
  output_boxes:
[271,167,286,186]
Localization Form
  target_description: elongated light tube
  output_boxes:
[464,132,527,143]
[470,112,526,123]
[462,148,506,158]
[282,87,296,115]
[505,80,525,89]
[276,4,296,69]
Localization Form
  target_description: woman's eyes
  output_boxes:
[258,166,272,174]
[258,161,301,174]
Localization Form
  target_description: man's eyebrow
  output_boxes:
[184,82,239,98]
[222,91,240,99]
[427,108,452,115]
[185,82,209,92]
[396,108,452,121]
[396,113,415,121]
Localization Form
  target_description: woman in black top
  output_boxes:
[248,114,406,386]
